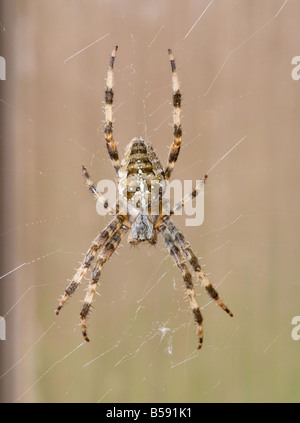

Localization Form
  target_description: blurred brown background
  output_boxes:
[1,0,300,402]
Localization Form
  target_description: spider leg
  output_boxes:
[80,225,128,342]
[170,174,208,216]
[164,219,233,317]
[158,220,204,349]
[165,49,182,181]
[82,165,118,214]
[55,216,125,315]
[104,45,120,174]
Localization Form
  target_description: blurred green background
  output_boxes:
[1,0,300,403]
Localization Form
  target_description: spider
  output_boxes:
[56,46,233,349]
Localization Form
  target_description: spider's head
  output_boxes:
[128,212,157,245]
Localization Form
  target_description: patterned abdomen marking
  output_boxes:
[119,137,165,206]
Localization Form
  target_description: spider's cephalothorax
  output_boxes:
[56,46,233,350]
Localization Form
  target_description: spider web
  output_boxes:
[1,0,300,403]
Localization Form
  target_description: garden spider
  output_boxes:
[56,46,233,349]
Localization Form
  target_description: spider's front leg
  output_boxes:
[158,220,204,349]
[80,224,128,342]
[165,219,233,318]
[55,216,124,315]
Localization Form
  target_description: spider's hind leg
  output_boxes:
[104,45,120,174]
[165,49,182,181]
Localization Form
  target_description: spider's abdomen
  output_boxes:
[118,137,165,208]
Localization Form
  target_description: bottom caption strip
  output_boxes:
[105,406,192,420]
